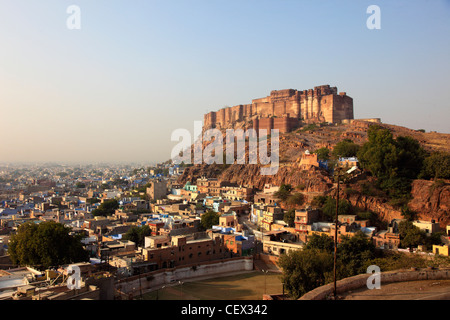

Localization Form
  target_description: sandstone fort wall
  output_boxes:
[203,85,354,132]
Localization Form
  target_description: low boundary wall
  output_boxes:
[299,267,450,300]
[116,257,254,295]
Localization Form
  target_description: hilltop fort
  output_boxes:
[203,85,354,133]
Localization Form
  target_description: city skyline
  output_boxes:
[1,0,449,163]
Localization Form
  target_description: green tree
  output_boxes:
[357,125,400,180]
[8,221,89,269]
[321,196,352,221]
[311,195,327,208]
[420,152,450,180]
[286,192,305,207]
[314,147,330,161]
[357,125,426,201]
[279,232,377,298]
[283,209,295,227]
[398,220,426,250]
[274,184,293,202]
[400,206,418,221]
[92,199,119,216]
[278,248,334,299]
[332,139,360,158]
[87,198,100,205]
[336,232,375,278]
[122,225,151,247]
[200,210,220,230]
[305,233,334,253]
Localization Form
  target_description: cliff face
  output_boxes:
[409,180,450,227]
[331,179,450,228]
[178,164,333,193]
[339,190,403,225]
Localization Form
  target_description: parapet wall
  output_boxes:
[299,267,450,300]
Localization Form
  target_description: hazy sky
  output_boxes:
[0,0,449,164]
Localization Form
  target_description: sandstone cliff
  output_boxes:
[408,179,450,227]
[178,163,332,193]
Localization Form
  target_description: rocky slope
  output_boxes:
[409,179,450,227]
[177,120,450,226]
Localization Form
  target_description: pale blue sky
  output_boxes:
[0,0,449,163]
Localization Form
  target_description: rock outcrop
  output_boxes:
[178,164,333,193]
[408,179,450,227]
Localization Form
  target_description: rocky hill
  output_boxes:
[177,120,450,227]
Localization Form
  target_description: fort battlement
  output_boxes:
[203,85,354,133]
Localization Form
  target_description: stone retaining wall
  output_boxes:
[299,267,450,300]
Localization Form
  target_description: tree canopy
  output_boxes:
[319,196,352,221]
[314,147,330,161]
[420,152,450,180]
[92,199,119,216]
[274,184,293,202]
[358,125,426,180]
[305,233,334,253]
[357,125,426,203]
[278,248,334,299]
[332,139,360,158]
[278,231,376,299]
[283,209,295,227]
[8,221,89,269]
[274,184,305,208]
[122,225,152,247]
[200,210,220,230]
[398,220,442,250]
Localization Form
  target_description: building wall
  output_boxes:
[142,235,228,269]
[146,180,167,201]
[262,240,303,256]
[433,245,450,256]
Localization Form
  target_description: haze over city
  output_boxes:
[1,0,449,164]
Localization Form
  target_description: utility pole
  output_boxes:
[333,167,341,300]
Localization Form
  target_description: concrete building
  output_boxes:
[433,244,450,256]
[294,208,320,233]
[251,204,284,231]
[413,220,440,235]
[146,179,168,201]
[142,233,230,270]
